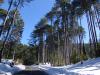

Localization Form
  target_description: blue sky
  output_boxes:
[0,0,55,44]
[20,0,55,44]
[0,0,99,44]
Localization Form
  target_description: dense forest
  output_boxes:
[0,0,100,66]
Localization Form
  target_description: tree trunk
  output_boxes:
[0,0,14,37]
[0,0,20,62]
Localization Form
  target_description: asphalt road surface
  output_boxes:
[13,70,49,75]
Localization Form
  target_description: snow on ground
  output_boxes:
[14,64,25,70]
[39,57,100,75]
[1,58,100,75]
[39,63,51,67]
[0,63,12,75]
[0,59,25,75]
[0,63,25,75]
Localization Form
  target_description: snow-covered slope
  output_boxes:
[0,63,25,75]
[0,59,25,75]
[39,57,100,75]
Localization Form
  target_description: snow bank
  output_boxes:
[1,59,13,66]
[0,63,12,72]
[0,63,12,75]
[0,59,25,75]
[14,64,25,70]
[39,63,51,67]
[0,63,25,75]
[40,57,100,75]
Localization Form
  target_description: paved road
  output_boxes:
[13,70,49,75]
[13,66,49,75]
